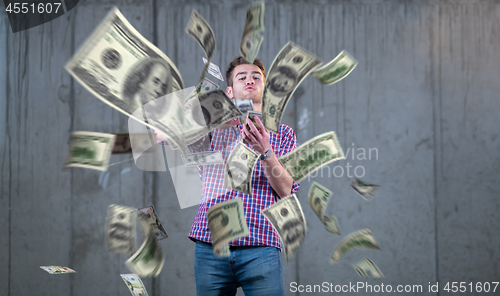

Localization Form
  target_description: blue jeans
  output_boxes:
[194,241,285,296]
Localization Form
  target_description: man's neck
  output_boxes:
[253,103,261,112]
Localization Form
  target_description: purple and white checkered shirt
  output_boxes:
[185,124,300,250]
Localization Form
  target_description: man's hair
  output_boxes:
[226,56,266,87]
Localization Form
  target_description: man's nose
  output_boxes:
[246,78,255,84]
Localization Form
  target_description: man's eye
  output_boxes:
[253,77,260,80]
[239,77,245,80]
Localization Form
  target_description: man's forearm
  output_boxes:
[261,149,294,198]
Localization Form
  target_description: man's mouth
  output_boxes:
[245,86,256,91]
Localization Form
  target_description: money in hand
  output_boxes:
[186,11,216,85]
[351,178,380,200]
[105,204,137,254]
[181,151,223,167]
[312,50,357,85]
[121,273,149,296]
[261,42,322,133]
[207,198,249,253]
[262,194,306,261]
[352,257,384,278]
[40,266,76,274]
[308,182,341,235]
[240,1,265,63]
[330,229,380,264]
[224,142,259,195]
[65,131,116,171]
[138,206,168,240]
[279,131,345,182]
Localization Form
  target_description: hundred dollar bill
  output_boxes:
[279,131,345,182]
[207,198,249,252]
[40,266,76,274]
[351,178,380,200]
[181,151,223,167]
[65,7,185,152]
[65,131,116,171]
[214,244,230,257]
[312,50,357,85]
[183,89,243,145]
[240,1,265,63]
[105,204,137,254]
[112,133,155,154]
[126,214,164,277]
[330,229,380,264]
[138,205,168,240]
[234,98,254,123]
[121,273,149,296]
[308,182,341,235]
[352,257,384,278]
[198,78,219,94]
[202,57,224,81]
[262,194,306,261]
[262,42,322,133]
[224,142,259,195]
[186,11,216,85]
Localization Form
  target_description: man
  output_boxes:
[157,56,300,296]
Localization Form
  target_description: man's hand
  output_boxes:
[241,116,270,154]
[154,130,168,143]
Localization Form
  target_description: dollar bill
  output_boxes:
[202,57,224,81]
[224,142,259,195]
[240,1,265,63]
[312,50,357,85]
[183,89,242,145]
[138,205,168,240]
[40,266,76,274]
[352,257,384,278]
[279,131,345,182]
[105,204,137,254]
[198,78,219,94]
[261,42,322,133]
[234,98,254,123]
[112,133,155,154]
[126,214,164,277]
[181,151,223,167]
[207,198,249,252]
[330,229,380,264]
[214,244,230,257]
[65,7,185,152]
[308,182,341,235]
[121,273,149,296]
[65,131,116,171]
[186,11,216,85]
[262,194,306,261]
[351,178,380,200]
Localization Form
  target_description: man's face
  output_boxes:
[227,64,265,105]
[139,64,169,102]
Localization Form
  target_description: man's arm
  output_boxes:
[241,116,294,199]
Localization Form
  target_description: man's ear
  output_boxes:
[226,86,234,98]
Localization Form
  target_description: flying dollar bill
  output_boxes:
[105,204,137,254]
[65,131,116,171]
[40,266,76,274]
[181,151,223,167]
[261,42,322,133]
[202,57,224,81]
[351,178,380,200]
[65,7,185,151]
[262,194,306,261]
[214,244,230,258]
[279,131,345,182]
[186,11,216,85]
[240,1,265,63]
[138,205,168,240]
[330,229,380,264]
[224,142,259,195]
[207,198,249,253]
[312,50,357,85]
[121,273,149,296]
[352,257,384,278]
[198,78,219,94]
[308,182,341,235]
[126,214,164,277]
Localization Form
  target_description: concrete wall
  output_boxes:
[1,0,499,295]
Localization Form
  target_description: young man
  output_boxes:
[158,56,300,296]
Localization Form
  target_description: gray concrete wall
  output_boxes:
[1,0,500,295]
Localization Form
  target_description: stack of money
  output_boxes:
[262,194,306,261]
[240,1,265,63]
[308,182,341,235]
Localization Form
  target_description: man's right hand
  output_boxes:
[154,130,168,144]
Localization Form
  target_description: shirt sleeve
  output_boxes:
[277,125,300,195]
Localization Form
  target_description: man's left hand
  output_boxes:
[241,116,271,155]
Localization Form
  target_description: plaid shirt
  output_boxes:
[186,124,300,250]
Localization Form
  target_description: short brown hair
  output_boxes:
[226,56,266,87]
